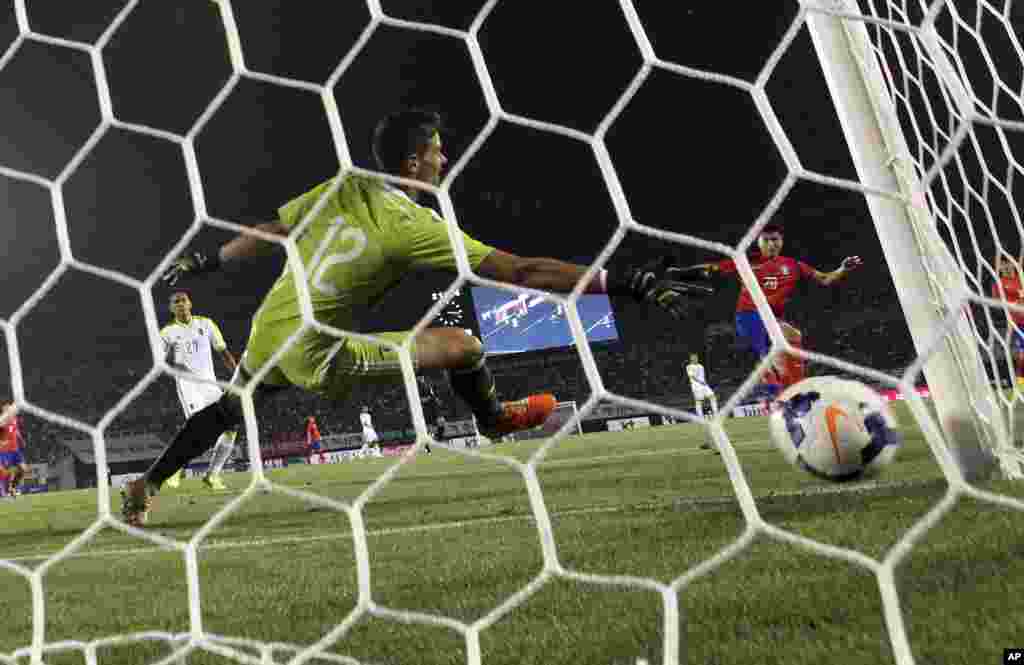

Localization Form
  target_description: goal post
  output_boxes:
[803,0,1023,479]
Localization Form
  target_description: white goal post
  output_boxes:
[805,0,1024,480]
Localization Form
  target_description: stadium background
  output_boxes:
[0,0,1010,474]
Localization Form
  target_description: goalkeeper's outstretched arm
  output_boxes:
[477,250,714,320]
[218,221,289,264]
[162,221,288,286]
[477,250,607,294]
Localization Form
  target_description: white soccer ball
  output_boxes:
[768,376,902,481]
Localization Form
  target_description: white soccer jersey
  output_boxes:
[687,363,714,399]
[360,411,378,444]
[161,316,227,416]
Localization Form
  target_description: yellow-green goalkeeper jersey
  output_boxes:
[252,174,495,334]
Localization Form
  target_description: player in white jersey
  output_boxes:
[359,406,378,448]
[160,291,239,489]
[686,353,718,452]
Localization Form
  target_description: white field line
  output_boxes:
[1,476,941,564]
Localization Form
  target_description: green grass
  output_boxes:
[1,404,1023,665]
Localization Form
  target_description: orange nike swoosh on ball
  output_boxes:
[825,404,847,465]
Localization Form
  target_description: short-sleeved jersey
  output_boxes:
[360,412,374,431]
[716,255,816,317]
[0,413,19,453]
[306,420,321,444]
[253,175,495,335]
[161,316,227,384]
[993,276,1024,326]
[686,363,708,392]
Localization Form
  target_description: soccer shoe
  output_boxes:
[120,479,152,527]
[164,470,182,489]
[479,394,556,439]
[202,474,226,491]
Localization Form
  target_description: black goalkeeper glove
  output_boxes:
[665,265,714,282]
[162,251,222,287]
[607,258,714,320]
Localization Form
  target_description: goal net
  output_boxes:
[0,1,1023,665]
[804,0,1024,480]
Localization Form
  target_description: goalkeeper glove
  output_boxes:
[162,251,221,287]
[607,258,714,320]
[665,265,714,281]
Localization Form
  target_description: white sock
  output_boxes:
[208,431,238,475]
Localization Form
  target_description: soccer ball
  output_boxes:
[768,376,902,481]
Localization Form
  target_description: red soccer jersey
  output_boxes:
[1,415,20,453]
[306,421,321,446]
[994,276,1024,325]
[716,255,816,317]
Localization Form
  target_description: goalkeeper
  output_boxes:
[122,108,713,526]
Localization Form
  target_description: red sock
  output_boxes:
[781,337,805,388]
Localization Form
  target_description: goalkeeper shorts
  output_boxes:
[242,321,416,401]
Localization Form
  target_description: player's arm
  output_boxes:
[674,262,721,279]
[204,318,238,374]
[477,250,606,294]
[809,256,863,286]
[218,222,289,264]
[162,221,288,285]
[220,349,238,374]
[476,250,713,319]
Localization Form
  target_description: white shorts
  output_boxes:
[691,387,715,402]
[362,429,378,444]
[177,381,224,419]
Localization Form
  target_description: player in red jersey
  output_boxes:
[306,416,323,460]
[992,254,1024,384]
[0,401,27,497]
[682,224,862,399]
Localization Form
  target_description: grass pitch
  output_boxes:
[1,404,1022,665]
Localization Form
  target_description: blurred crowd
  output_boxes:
[17,243,1024,466]
[11,309,925,465]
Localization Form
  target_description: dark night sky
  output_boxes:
[0,0,1020,417]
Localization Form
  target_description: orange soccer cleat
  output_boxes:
[120,478,153,527]
[479,394,557,439]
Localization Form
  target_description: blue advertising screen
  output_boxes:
[471,287,619,355]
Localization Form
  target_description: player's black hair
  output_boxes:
[761,223,784,236]
[372,108,443,175]
[168,290,190,302]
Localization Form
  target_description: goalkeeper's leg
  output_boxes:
[326,329,556,440]
[422,330,554,438]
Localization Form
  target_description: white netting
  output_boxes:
[0,1,1023,664]
[841,0,1024,476]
